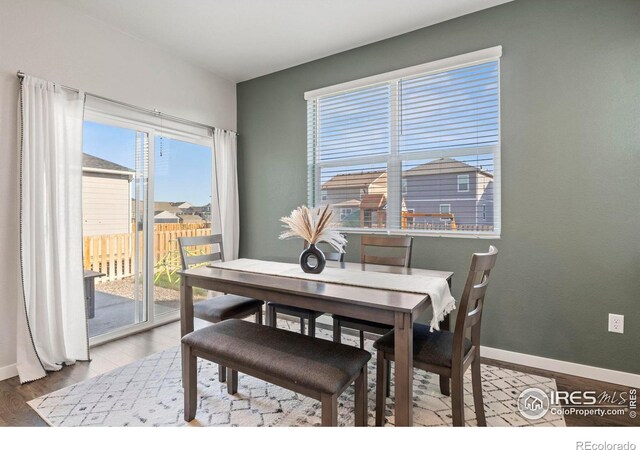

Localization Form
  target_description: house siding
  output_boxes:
[404,171,493,227]
[82,172,131,236]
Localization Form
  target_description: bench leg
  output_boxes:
[182,343,197,422]
[300,316,305,335]
[227,368,238,395]
[255,307,263,325]
[218,364,226,383]
[355,366,368,426]
[375,350,387,427]
[321,393,338,427]
[333,318,341,343]
[359,330,365,349]
[308,314,316,337]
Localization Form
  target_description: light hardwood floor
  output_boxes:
[0,319,635,427]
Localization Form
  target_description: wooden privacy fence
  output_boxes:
[133,222,210,232]
[84,226,212,284]
[403,222,494,232]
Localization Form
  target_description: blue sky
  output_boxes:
[83,121,212,206]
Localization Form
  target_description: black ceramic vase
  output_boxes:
[299,243,326,274]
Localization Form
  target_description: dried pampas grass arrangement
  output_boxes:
[279,205,347,253]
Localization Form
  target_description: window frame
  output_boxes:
[439,204,452,221]
[457,174,470,193]
[340,208,353,220]
[306,47,502,239]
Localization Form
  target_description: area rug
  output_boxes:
[28,320,565,427]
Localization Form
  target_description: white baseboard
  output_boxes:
[0,363,18,382]
[481,346,640,388]
[321,315,640,387]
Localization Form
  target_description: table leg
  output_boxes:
[393,312,413,426]
[180,279,194,338]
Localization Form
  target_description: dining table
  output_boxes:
[179,258,454,427]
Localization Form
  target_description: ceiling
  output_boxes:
[55,0,512,82]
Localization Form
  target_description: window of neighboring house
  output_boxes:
[306,47,501,237]
[439,204,451,221]
[482,204,487,221]
[457,174,470,193]
[321,190,327,201]
[340,208,352,220]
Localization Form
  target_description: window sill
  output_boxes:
[337,228,500,240]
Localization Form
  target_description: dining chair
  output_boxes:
[266,241,345,336]
[332,235,413,348]
[373,245,498,427]
[178,234,264,382]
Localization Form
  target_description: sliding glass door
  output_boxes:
[82,121,151,339]
[152,135,213,319]
[81,113,214,342]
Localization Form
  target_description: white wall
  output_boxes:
[0,0,237,379]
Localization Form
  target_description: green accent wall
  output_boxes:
[237,0,640,374]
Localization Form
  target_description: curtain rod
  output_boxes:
[17,71,238,136]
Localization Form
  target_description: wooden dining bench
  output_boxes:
[181,319,371,426]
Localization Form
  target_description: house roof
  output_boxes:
[180,214,205,223]
[83,153,134,173]
[404,157,494,178]
[331,199,362,209]
[360,193,387,209]
[154,211,179,220]
[154,202,182,214]
[321,170,385,190]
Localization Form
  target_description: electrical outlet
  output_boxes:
[608,313,624,334]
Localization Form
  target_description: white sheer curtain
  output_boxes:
[213,129,240,260]
[17,75,87,383]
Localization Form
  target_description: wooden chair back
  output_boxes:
[452,245,498,361]
[303,240,345,262]
[178,234,225,270]
[360,235,413,268]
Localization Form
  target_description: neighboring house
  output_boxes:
[135,201,212,226]
[403,157,494,229]
[179,214,205,224]
[320,157,493,230]
[189,203,212,222]
[321,170,387,226]
[171,201,192,210]
[82,153,134,236]
[154,210,180,224]
[154,202,182,214]
[359,193,387,228]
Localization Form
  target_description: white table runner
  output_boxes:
[209,258,456,331]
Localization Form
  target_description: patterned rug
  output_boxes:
[28,320,565,427]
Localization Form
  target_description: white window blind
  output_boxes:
[306,47,501,237]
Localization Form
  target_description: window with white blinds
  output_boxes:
[306,47,501,237]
